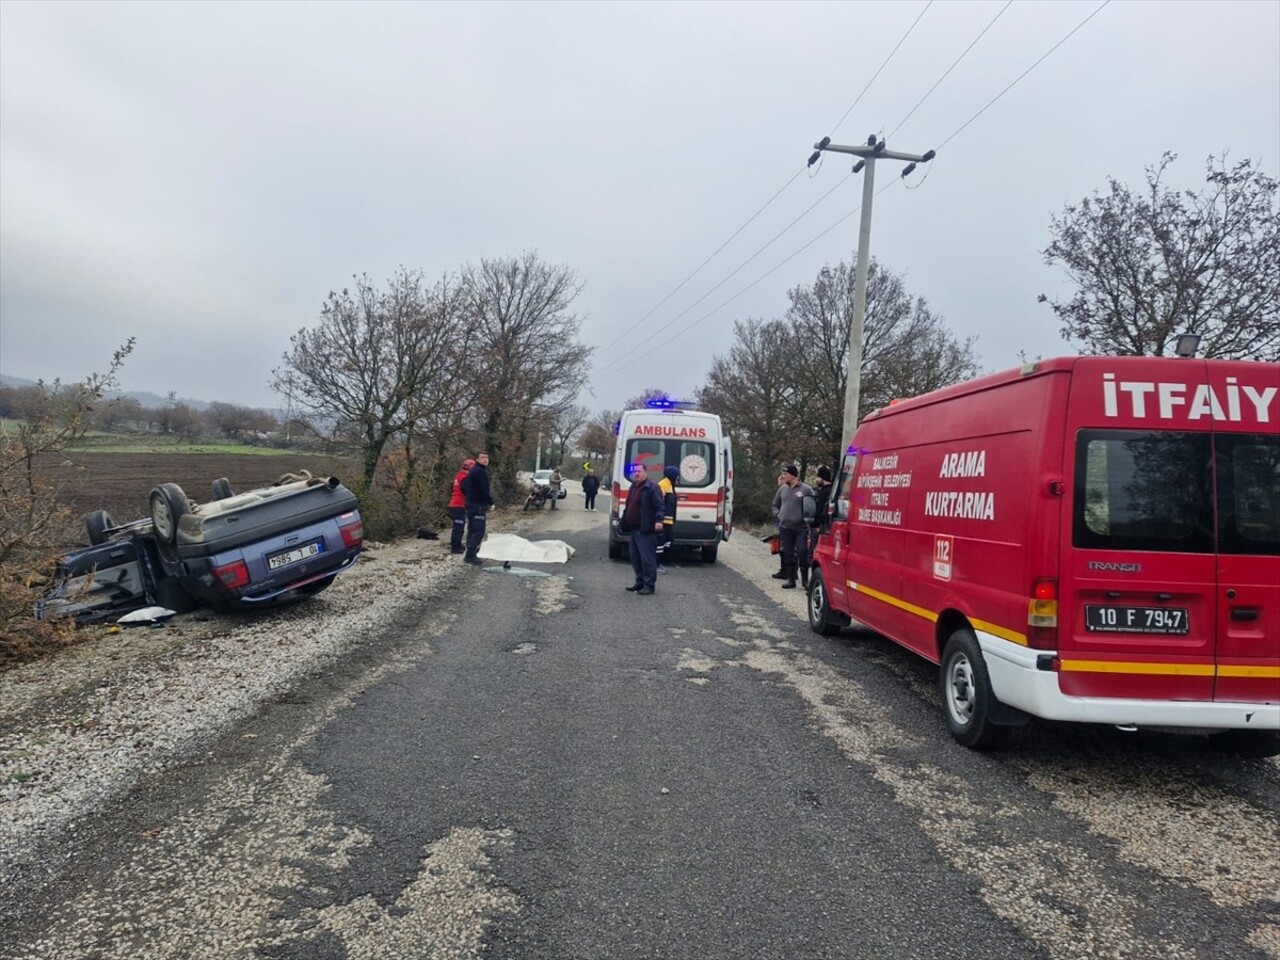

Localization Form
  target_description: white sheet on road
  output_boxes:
[477,533,576,564]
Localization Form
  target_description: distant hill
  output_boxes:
[2,373,215,413]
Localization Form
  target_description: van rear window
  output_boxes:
[625,440,716,488]
[1074,430,1214,554]
[1073,429,1279,556]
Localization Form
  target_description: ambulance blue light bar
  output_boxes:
[645,397,698,410]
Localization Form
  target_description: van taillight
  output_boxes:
[716,486,725,522]
[1028,578,1058,631]
[338,512,363,548]
[214,559,250,590]
[612,481,621,512]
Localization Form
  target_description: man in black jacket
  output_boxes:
[621,462,665,595]
[462,452,495,565]
[581,468,601,510]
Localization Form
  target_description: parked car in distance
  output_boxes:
[531,469,553,487]
[39,471,364,622]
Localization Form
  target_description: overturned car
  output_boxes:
[39,472,364,622]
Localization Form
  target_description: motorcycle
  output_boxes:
[523,483,554,511]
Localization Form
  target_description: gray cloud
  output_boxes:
[2,0,1276,412]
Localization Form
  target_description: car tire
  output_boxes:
[1208,729,1280,758]
[86,510,116,546]
[940,628,1009,750]
[153,576,200,614]
[607,539,623,560]
[149,482,190,545]
[701,544,718,563]
[211,478,235,500]
[807,569,841,636]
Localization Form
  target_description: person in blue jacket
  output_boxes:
[621,462,665,595]
[462,452,495,565]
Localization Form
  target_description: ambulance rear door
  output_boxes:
[721,435,733,540]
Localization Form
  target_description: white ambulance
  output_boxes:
[608,402,734,563]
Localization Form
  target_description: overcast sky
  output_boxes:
[2,0,1277,414]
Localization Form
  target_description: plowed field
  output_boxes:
[48,452,357,547]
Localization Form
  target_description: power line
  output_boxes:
[596,173,855,373]
[938,0,1111,149]
[830,0,935,138]
[595,0,936,365]
[887,0,1014,141]
[592,165,806,356]
[603,179,903,376]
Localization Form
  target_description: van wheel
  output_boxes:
[607,540,622,560]
[940,629,1008,749]
[86,510,116,546]
[211,478,235,500]
[701,544,718,563]
[149,483,190,545]
[808,569,841,636]
[1208,730,1280,759]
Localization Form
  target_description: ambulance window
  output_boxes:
[1073,430,1213,553]
[623,439,716,488]
[1218,433,1280,555]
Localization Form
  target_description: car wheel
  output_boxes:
[86,510,116,546]
[153,576,200,614]
[211,478,235,500]
[701,544,718,563]
[808,569,840,636]
[940,629,1008,750]
[607,540,623,560]
[149,483,190,545]
[1208,729,1280,758]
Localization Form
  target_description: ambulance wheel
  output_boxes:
[1208,730,1280,759]
[807,569,840,636]
[86,510,116,546]
[211,477,235,500]
[940,629,1008,750]
[701,544,718,563]
[153,576,199,614]
[149,483,190,545]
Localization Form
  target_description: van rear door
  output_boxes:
[1059,361,1218,702]
[1209,369,1280,703]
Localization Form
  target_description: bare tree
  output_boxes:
[1041,153,1280,360]
[461,252,592,492]
[272,268,471,487]
[577,408,618,471]
[548,402,589,471]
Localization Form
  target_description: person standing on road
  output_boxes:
[582,468,600,511]
[622,462,664,595]
[549,465,563,511]
[447,458,475,554]
[808,465,833,570]
[772,464,814,590]
[462,453,494,566]
[656,465,678,574]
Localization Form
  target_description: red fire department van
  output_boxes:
[608,402,734,563]
[809,356,1280,754]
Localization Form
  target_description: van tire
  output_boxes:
[149,483,190,545]
[1208,729,1280,759]
[808,569,841,636]
[940,629,1008,750]
[86,510,116,546]
[701,544,718,563]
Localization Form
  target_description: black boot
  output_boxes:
[771,556,788,579]
[800,566,810,590]
[782,564,797,589]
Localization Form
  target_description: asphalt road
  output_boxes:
[4,501,1278,960]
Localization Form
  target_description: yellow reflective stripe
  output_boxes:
[1217,664,1280,679]
[847,582,1030,646]
[1060,660,1215,677]
[971,616,1028,647]
[848,582,937,622]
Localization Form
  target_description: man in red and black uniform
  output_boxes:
[622,462,665,595]
[448,458,475,554]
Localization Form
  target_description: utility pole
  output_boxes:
[808,135,934,459]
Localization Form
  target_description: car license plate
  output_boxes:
[267,540,323,571]
[1085,605,1189,635]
